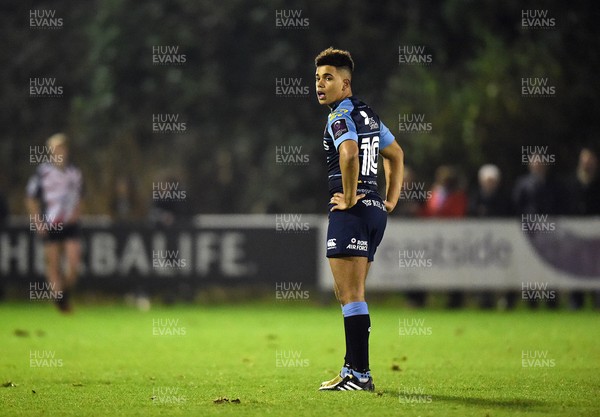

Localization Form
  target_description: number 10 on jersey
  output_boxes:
[360,136,379,175]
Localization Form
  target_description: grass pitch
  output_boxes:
[1,300,599,417]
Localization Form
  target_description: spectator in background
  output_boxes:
[566,147,600,309]
[421,165,468,308]
[421,165,468,218]
[468,164,511,309]
[392,166,425,218]
[468,164,511,218]
[512,155,565,309]
[512,155,565,216]
[567,147,600,216]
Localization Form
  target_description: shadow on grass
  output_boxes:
[376,390,547,410]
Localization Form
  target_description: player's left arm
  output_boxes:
[379,122,404,213]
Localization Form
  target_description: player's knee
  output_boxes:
[339,290,365,305]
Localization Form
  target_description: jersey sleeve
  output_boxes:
[378,120,395,150]
[327,113,358,150]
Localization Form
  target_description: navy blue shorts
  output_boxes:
[326,195,388,262]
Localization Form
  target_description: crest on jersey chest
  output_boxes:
[359,110,379,130]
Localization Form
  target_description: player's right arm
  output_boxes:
[330,140,365,211]
[328,111,365,211]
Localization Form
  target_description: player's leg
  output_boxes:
[44,241,65,310]
[321,256,374,391]
[64,238,81,289]
[60,238,80,312]
[330,256,368,305]
[320,202,383,391]
[44,242,62,291]
[333,256,368,374]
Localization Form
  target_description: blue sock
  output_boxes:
[342,301,369,317]
[341,302,371,377]
[340,365,352,377]
[351,369,372,381]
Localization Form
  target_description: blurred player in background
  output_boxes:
[26,134,83,312]
[315,47,404,391]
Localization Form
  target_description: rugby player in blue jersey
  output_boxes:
[315,47,404,391]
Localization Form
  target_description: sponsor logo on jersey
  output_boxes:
[331,119,348,139]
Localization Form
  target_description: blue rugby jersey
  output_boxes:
[323,96,395,196]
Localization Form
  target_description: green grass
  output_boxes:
[1,301,599,417]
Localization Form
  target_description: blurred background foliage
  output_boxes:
[1,0,598,216]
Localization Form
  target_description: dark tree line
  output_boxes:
[1,0,598,216]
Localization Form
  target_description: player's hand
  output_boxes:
[330,193,365,211]
[384,200,396,213]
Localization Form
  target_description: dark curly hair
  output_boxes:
[314,47,354,73]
